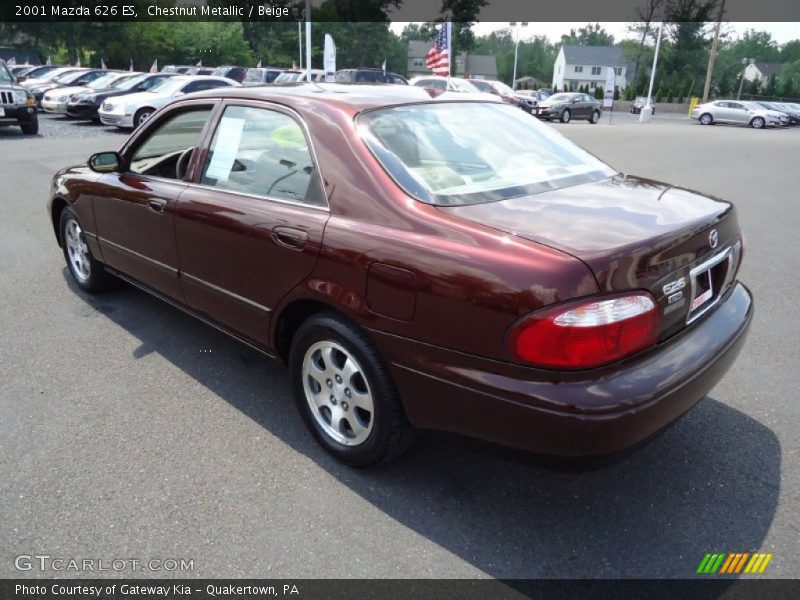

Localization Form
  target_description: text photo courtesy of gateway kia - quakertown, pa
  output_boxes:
[0,0,799,599]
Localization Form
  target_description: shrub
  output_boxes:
[666,90,673,103]
[614,86,620,100]
[655,88,663,103]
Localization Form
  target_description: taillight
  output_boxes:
[508,293,660,369]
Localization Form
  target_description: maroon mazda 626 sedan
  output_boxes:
[48,84,752,466]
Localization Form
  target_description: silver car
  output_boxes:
[691,100,784,129]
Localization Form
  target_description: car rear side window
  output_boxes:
[200,105,325,207]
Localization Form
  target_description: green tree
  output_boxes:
[561,23,615,46]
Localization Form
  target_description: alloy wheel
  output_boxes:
[301,340,374,446]
[65,218,91,283]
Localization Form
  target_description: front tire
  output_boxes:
[59,207,113,293]
[560,109,571,123]
[19,116,38,135]
[133,107,153,128]
[289,313,414,466]
[750,116,766,129]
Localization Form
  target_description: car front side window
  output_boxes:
[200,105,324,207]
[129,107,213,178]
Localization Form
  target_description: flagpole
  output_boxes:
[446,21,452,86]
[305,0,311,81]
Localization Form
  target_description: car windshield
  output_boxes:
[275,71,303,83]
[53,70,87,84]
[492,81,515,95]
[149,77,188,94]
[547,93,574,103]
[358,102,615,206]
[115,73,148,90]
[451,79,480,93]
[86,73,119,90]
[0,63,12,84]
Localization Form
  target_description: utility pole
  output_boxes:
[702,0,726,103]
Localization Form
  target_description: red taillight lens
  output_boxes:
[508,293,660,369]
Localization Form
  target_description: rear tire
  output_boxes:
[699,113,713,125]
[59,206,114,293]
[289,312,415,466]
[560,109,571,124]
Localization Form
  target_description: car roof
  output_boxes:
[187,82,502,115]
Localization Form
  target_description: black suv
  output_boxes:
[335,68,408,85]
[0,60,38,134]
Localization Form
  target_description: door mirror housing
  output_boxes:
[88,151,121,173]
[173,91,186,97]
[572,97,579,103]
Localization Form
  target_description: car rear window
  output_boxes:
[358,102,615,206]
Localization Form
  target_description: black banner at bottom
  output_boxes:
[3,579,800,600]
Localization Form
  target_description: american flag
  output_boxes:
[426,23,451,76]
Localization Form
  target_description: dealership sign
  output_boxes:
[604,66,615,108]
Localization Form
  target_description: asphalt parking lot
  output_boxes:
[1,113,799,580]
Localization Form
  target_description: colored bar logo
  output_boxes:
[696,552,773,574]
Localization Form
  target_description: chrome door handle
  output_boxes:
[148,199,167,214]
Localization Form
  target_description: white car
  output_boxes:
[409,76,481,93]
[20,67,76,90]
[690,99,786,129]
[98,75,239,128]
[41,72,131,114]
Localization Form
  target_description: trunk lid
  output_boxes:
[439,175,743,339]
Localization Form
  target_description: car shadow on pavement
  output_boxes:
[69,273,781,579]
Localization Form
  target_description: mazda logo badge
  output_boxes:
[709,229,719,249]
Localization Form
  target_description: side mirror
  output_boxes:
[572,98,580,103]
[88,151,121,173]
[173,91,185,97]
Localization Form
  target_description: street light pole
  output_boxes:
[640,22,663,123]
[305,0,311,81]
[298,21,303,70]
[510,22,527,91]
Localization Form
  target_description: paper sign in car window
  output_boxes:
[205,116,245,181]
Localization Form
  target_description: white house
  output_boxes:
[743,61,785,86]
[552,45,629,92]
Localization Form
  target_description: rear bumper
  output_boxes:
[372,282,753,457]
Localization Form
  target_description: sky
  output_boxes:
[389,22,800,45]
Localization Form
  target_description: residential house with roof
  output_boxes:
[407,40,498,80]
[552,45,629,92]
[743,61,785,86]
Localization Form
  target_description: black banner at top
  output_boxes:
[2,0,800,23]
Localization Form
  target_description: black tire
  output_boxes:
[589,110,600,124]
[560,109,571,124]
[58,206,114,293]
[699,113,713,125]
[133,107,154,128]
[19,116,38,135]
[289,312,415,466]
[750,116,765,129]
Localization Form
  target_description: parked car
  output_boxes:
[467,79,521,107]
[67,72,175,121]
[242,67,285,86]
[20,67,80,90]
[48,84,751,466]
[185,67,216,76]
[98,75,239,128]
[14,64,61,83]
[0,59,38,134]
[752,101,800,126]
[28,69,108,106]
[210,66,248,83]
[274,69,326,83]
[9,65,36,78]
[42,71,128,114]
[514,89,550,113]
[630,96,654,114]
[409,76,481,93]
[691,100,785,128]
[534,92,602,123]
[335,68,408,85]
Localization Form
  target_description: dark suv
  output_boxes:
[0,60,38,134]
[335,68,408,85]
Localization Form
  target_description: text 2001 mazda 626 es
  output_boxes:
[48,84,753,466]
